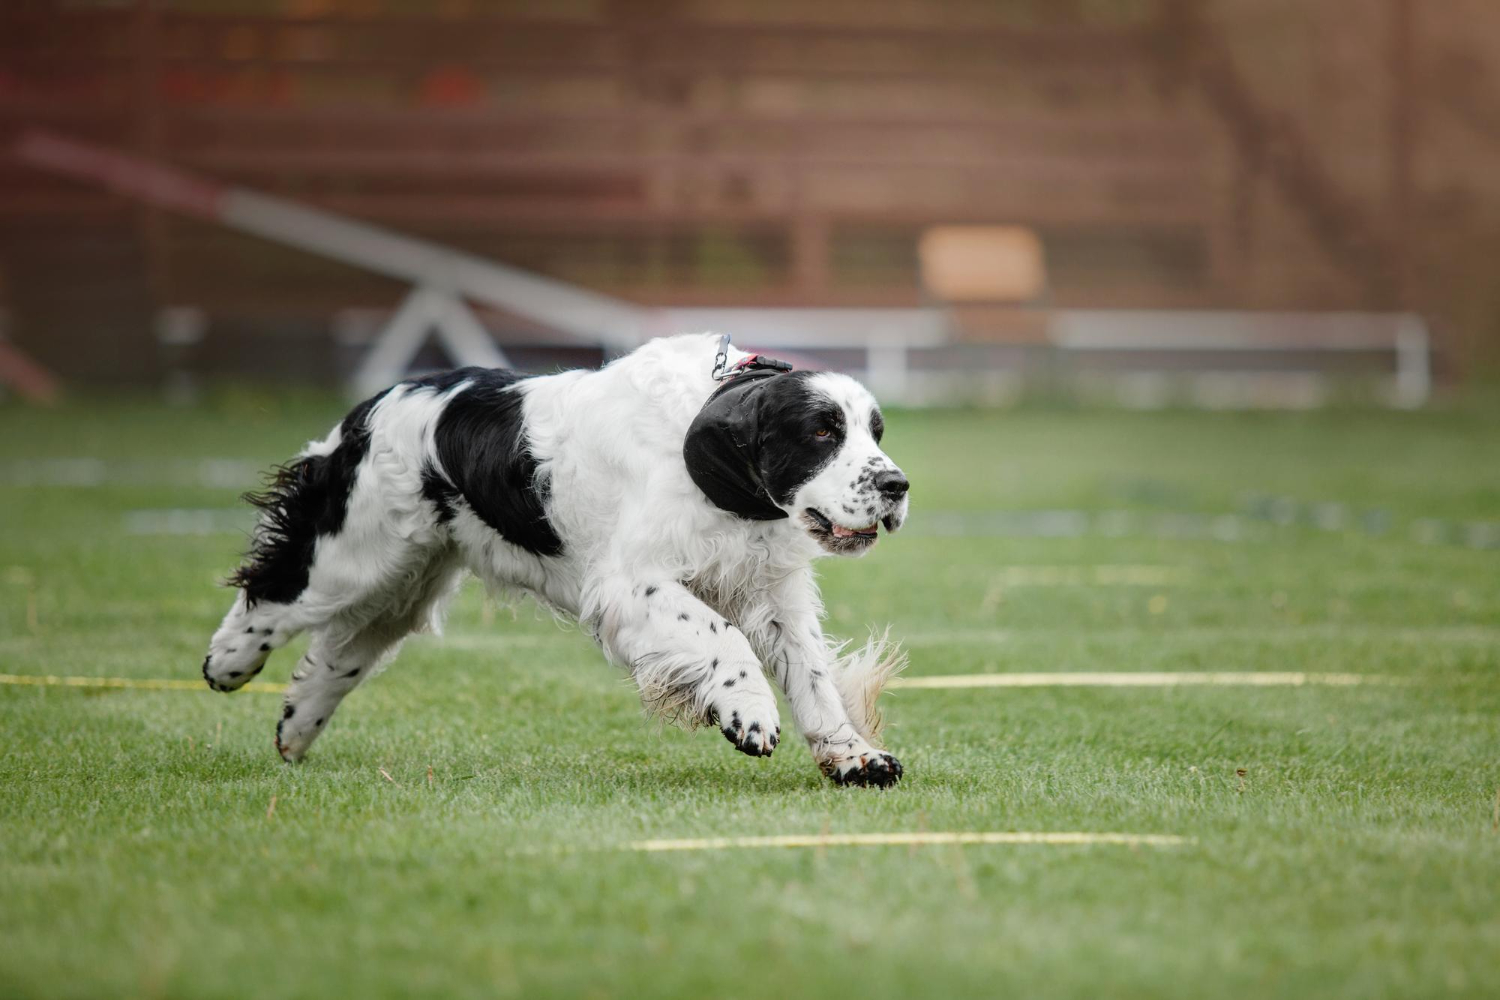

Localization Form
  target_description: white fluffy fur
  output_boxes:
[204,333,910,784]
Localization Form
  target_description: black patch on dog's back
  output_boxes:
[230,390,387,606]
[421,368,563,557]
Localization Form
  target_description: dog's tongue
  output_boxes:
[832,522,878,538]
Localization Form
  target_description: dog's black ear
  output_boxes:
[682,372,789,521]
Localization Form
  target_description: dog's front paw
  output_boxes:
[824,751,902,787]
[712,692,780,758]
[817,746,903,788]
[718,710,780,757]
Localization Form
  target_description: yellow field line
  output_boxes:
[0,671,1401,694]
[0,673,284,693]
[626,831,1194,852]
[891,671,1397,689]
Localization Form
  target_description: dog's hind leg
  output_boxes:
[203,388,392,692]
[272,623,393,762]
[203,591,304,692]
[274,554,463,762]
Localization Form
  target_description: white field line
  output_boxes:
[0,458,262,488]
[890,671,1401,689]
[985,565,1192,586]
[124,509,254,536]
[912,508,1500,550]
[626,831,1194,852]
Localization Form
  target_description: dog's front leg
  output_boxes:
[746,572,903,787]
[590,579,781,757]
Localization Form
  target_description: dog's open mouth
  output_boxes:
[804,508,884,551]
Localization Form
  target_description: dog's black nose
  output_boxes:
[874,470,909,496]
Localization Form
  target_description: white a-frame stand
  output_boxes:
[13,131,649,397]
[348,287,511,397]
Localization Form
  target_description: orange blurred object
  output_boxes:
[919,226,1047,304]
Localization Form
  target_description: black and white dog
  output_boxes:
[202,333,911,786]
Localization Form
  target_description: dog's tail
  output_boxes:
[829,629,906,748]
[228,455,333,606]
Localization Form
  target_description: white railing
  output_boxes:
[1048,310,1431,409]
[15,131,1433,409]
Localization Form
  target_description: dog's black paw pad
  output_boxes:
[827,752,903,788]
[719,712,778,757]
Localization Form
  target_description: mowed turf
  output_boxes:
[2,388,1498,999]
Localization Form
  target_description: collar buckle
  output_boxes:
[711,332,793,381]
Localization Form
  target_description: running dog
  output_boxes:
[202,333,911,786]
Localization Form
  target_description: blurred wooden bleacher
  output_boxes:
[2,0,1496,384]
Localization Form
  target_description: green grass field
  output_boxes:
[2,389,1498,999]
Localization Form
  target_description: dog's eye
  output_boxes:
[813,428,832,440]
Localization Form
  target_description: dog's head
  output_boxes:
[685,370,908,556]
